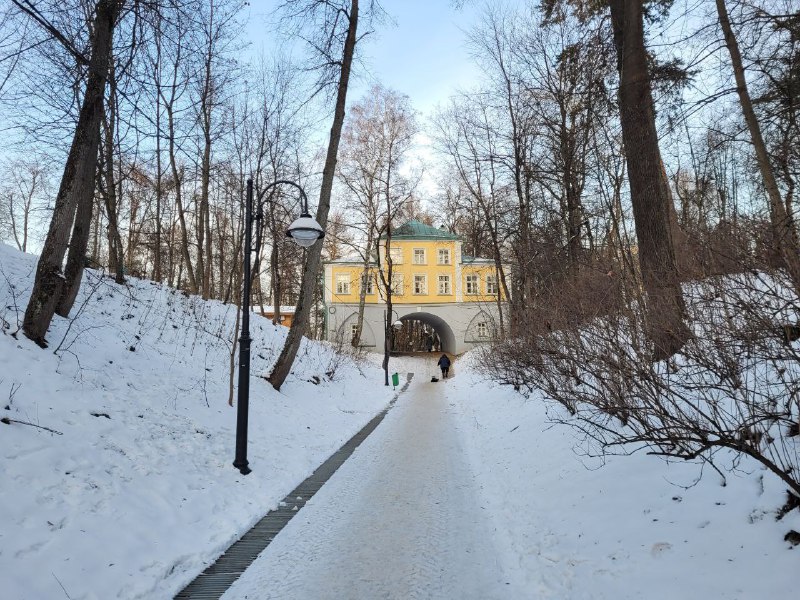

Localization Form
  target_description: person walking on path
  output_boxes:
[425,335,434,352]
[437,354,451,379]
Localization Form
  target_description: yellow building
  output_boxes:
[323,220,509,354]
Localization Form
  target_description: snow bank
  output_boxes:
[0,243,394,599]
[449,353,800,599]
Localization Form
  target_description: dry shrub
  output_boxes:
[520,257,625,336]
[485,267,800,498]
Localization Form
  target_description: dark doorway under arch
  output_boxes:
[392,312,456,354]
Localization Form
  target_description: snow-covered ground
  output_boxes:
[224,354,799,600]
[222,367,509,600]
[449,354,800,599]
[0,244,394,599]
[1,242,798,599]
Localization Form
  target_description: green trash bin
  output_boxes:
[391,372,400,388]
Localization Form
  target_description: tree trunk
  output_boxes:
[167,100,197,293]
[381,236,394,386]
[198,130,211,299]
[561,114,583,274]
[610,0,690,360]
[715,0,800,298]
[154,44,163,283]
[100,62,125,285]
[269,0,359,391]
[268,205,282,325]
[153,144,163,280]
[23,0,121,345]
[353,231,374,345]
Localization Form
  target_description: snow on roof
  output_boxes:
[262,306,296,314]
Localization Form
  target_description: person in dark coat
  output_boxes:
[425,335,434,352]
[437,354,451,379]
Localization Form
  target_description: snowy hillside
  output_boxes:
[0,243,395,599]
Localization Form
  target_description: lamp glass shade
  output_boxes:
[393,320,403,329]
[286,214,324,248]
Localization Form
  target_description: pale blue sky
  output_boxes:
[247,0,490,117]
[354,1,485,116]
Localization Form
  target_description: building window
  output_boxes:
[391,273,404,295]
[388,246,403,264]
[465,274,479,295]
[438,248,451,265]
[351,323,359,342]
[362,273,375,295]
[438,274,451,295]
[335,274,351,295]
[412,248,426,265]
[477,322,488,338]
[486,274,498,295]
[413,274,427,295]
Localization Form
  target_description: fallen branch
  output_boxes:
[1,416,63,435]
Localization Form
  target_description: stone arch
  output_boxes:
[337,312,378,347]
[396,312,457,354]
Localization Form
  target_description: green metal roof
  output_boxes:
[462,255,494,264]
[381,220,460,241]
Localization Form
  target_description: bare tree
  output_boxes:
[163,7,197,294]
[248,56,308,326]
[0,156,50,253]
[269,0,367,391]
[98,57,125,283]
[433,95,514,336]
[714,0,800,299]
[607,0,690,360]
[337,83,417,347]
[18,0,125,346]
[188,0,243,299]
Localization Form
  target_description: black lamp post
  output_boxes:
[233,178,324,475]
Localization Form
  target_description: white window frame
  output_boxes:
[438,248,451,265]
[351,323,359,341]
[390,273,404,295]
[335,274,351,295]
[477,322,488,338]
[388,246,403,265]
[486,274,498,295]
[412,248,426,265]
[362,272,375,295]
[465,274,479,295]
[413,274,427,295]
[438,274,451,295]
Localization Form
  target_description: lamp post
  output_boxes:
[234,178,324,475]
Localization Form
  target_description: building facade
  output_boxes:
[260,306,295,327]
[323,220,508,355]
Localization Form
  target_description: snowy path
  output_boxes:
[222,361,509,600]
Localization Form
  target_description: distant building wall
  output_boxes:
[323,220,509,355]
[260,309,295,328]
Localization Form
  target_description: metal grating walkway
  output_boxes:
[174,373,414,599]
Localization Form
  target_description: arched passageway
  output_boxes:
[328,302,500,355]
[392,312,456,355]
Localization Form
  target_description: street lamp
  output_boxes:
[234,178,324,475]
